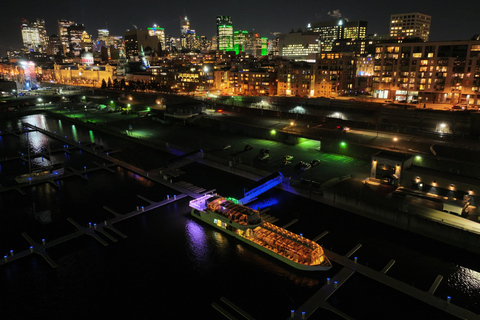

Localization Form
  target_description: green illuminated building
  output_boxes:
[217,16,234,51]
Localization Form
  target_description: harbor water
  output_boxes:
[0,113,479,319]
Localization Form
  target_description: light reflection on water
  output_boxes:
[72,125,78,142]
[25,131,49,154]
[185,220,209,265]
[448,266,480,295]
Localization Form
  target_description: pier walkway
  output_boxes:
[20,123,208,199]
[0,123,215,269]
[0,193,188,268]
[289,243,480,320]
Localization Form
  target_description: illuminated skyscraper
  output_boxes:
[279,30,319,62]
[180,16,190,49]
[390,12,431,42]
[58,19,74,54]
[148,26,166,52]
[234,30,249,54]
[21,18,48,52]
[217,16,234,51]
[307,19,367,52]
[67,23,85,56]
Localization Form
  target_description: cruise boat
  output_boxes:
[190,194,332,271]
[15,163,65,184]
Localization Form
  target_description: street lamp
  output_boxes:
[393,137,398,149]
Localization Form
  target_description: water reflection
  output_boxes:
[185,220,209,265]
[89,130,95,143]
[23,114,48,130]
[249,197,279,210]
[448,266,480,295]
[72,125,78,142]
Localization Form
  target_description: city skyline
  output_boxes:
[1,0,479,56]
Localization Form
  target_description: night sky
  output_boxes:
[1,0,479,56]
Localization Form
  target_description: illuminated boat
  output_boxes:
[15,164,65,184]
[189,194,332,271]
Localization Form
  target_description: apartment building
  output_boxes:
[372,40,480,105]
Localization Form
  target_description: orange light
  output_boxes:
[218,109,223,112]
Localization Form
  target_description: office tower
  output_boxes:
[185,30,197,50]
[344,21,368,39]
[46,34,62,55]
[307,19,367,52]
[390,12,431,42]
[81,31,93,52]
[234,30,249,54]
[278,30,320,62]
[180,16,190,49]
[124,29,159,57]
[58,19,74,54]
[148,26,166,52]
[217,16,234,51]
[20,18,48,52]
[67,23,86,56]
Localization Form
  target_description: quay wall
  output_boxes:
[323,190,480,254]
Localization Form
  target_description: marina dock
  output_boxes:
[0,124,212,269]
[289,244,480,320]
[4,123,479,319]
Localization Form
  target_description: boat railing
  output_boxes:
[189,194,215,211]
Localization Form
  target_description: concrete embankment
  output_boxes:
[322,188,480,254]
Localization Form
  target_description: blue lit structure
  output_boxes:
[239,172,283,205]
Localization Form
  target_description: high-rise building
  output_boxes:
[124,29,159,57]
[20,18,48,53]
[307,19,367,52]
[217,16,234,51]
[46,34,62,55]
[278,30,319,62]
[81,31,93,52]
[58,19,74,54]
[67,23,86,56]
[234,30,250,54]
[180,16,190,49]
[389,12,431,42]
[148,26,166,52]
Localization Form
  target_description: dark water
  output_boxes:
[0,113,479,320]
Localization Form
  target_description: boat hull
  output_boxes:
[15,167,65,184]
[191,208,332,271]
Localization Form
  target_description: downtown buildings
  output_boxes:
[4,11,480,106]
